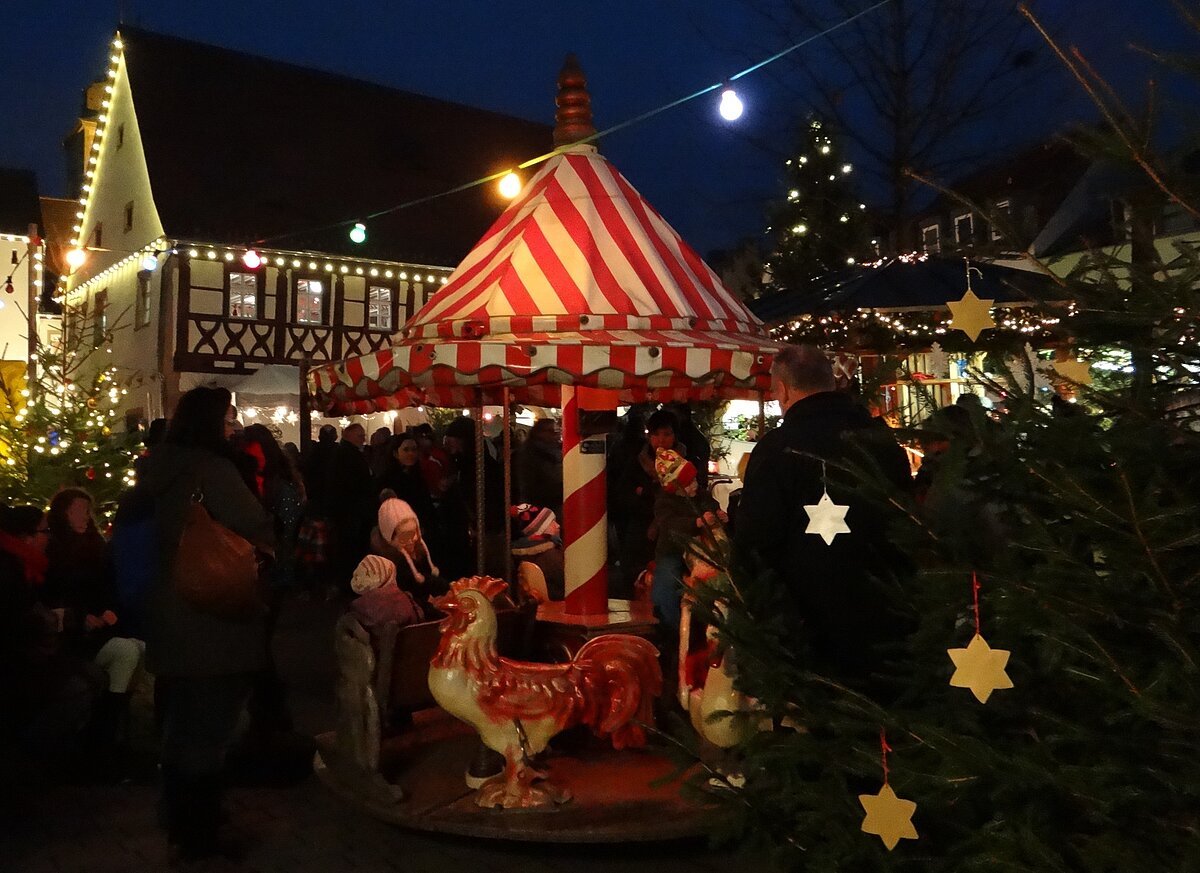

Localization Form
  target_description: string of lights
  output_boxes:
[253,0,894,250]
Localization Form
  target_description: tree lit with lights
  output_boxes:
[765,117,871,298]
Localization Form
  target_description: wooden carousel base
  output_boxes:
[314,710,720,843]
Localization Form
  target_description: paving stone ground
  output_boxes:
[1,597,749,872]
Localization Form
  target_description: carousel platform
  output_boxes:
[314,709,720,843]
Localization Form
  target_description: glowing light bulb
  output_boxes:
[66,248,87,270]
[349,222,367,244]
[842,164,853,174]
[498,172,521,199]
[820,145,831,154]
[792,224,808,235]
[140,254,158,272]
[242,250,261,269]
[718,87,744,121]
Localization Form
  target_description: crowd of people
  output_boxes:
[2,347,934,860]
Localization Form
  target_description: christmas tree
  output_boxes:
[765,117,872,299]
[0,300,140,511]
[687,12,1200,870]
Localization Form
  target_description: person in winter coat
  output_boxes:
[0,504,105,757]
[139,386,275,861]
[42,488,145,761]
[375,431,437,537]
[734,345,913,688]
[328,423,376,590]
[348,554,422,630]
[613,408,685,593]
[515,418,563,519]
[368,497,447,616]
[649,449,718,630]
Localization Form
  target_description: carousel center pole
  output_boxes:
[561,385,611,615]
[474,393,486,576]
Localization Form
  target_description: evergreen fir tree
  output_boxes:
[0,300,140,510]
[765,117,872,298]
[686,13,1200,871]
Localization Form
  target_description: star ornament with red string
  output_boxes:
[859,783,919,850]
[946,289,996,341]
[948,633,1014,703]
[804,490,850,545]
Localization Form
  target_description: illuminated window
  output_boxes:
[367,285,393,330]
[921,224,940,253]
[295,278,324,324]
[228,272,258,319]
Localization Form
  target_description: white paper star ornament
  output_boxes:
[948,633,1014,703]
[947,289,996,341]
[859,783,919,850]
[804,491,850,545]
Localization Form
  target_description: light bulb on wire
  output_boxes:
[140,254,158,272]
[242,249,262,269]
[718,87,744,121]
[498,172,522,200]
[66,248,87,270]
[349,222,367,244]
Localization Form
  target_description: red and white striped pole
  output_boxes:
[561,385,610,615]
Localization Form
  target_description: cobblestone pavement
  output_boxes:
[2,598,748,873]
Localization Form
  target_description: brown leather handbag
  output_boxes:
[172,486,264,619]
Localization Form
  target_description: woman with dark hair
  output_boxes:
[42,487,145,760]
[239,424,305,745]
[138,386,274,861]
[375,432,436,527]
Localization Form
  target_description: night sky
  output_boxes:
[4,1,1191,258]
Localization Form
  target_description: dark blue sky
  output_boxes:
[4,1,1190,257]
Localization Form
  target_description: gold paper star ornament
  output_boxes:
[947,289,996,341]
[948,633,1014,703]
[804,491,851,545]
[859,783,919,850]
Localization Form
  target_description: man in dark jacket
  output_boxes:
[735,344,913,684]
[328,423,376,589]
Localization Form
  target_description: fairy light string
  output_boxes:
[255,0,893,248]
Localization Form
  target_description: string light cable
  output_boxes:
[254,0,893,250]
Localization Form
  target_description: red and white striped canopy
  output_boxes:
[311,144,781,412]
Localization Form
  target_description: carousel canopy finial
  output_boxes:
[554,54,595,147]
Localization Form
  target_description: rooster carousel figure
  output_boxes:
[428,576,662,809]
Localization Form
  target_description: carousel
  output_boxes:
[307,56,782,842]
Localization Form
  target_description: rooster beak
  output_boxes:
[430,593,456,614]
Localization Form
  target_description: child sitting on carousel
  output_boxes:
[510,503,565,603]
[649,448,719,631]
[348,554,423,631]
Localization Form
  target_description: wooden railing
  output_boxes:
[175,313,393,372]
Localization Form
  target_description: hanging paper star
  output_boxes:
[946,290,996,341]
[804,491,850,545]
[948,633,1014,703]
[1052,357,1092,385]
[859,783,919,850]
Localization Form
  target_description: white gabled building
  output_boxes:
[62,27,549,436]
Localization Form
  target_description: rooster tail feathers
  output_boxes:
[572,635,662,749]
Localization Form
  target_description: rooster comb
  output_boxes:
[448,575,509,601]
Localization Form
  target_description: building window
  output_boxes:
[124,201,134,233]
[954,213,974,245]
[367,285,393,330]
[93,289,108,349]
[228,272,258,319]
[921,224,940,253]
[117,124,125,150]
[92,223,103,248]
[991,200,1010,241]
[295,278,325,324]
[135,271,150,328]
